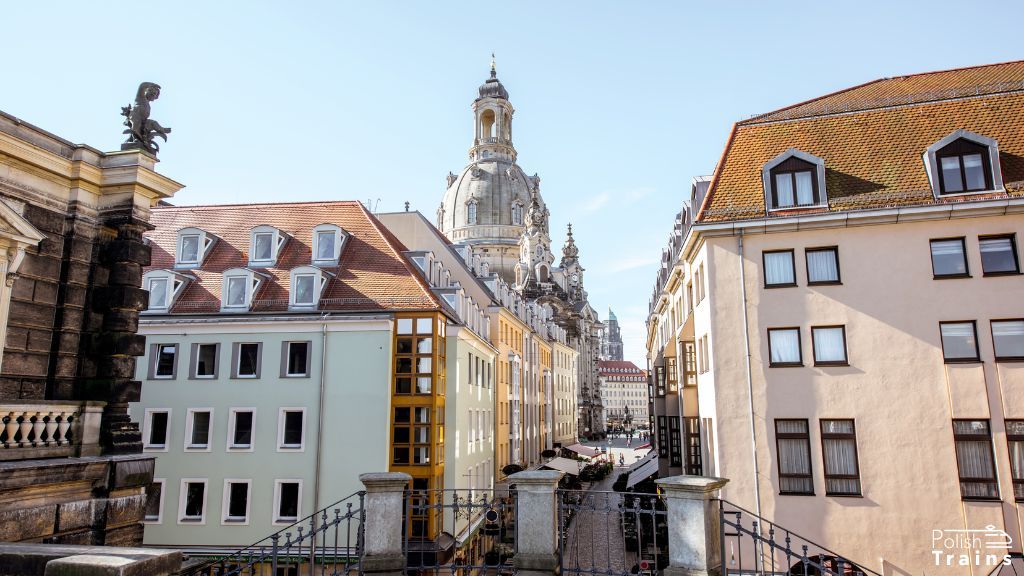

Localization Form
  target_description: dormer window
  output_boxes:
[176,228,216,267]
[312,224,346,265]
[289,266,331,310]
[142,270,191,312]
[250,225,288,266]
[762,149,827,211]
[925,130,1003,197]
[466,200,478,225]
[222,268,264,312]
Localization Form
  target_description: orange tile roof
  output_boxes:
[698,61,1024,223]
[145,201,442,313]
[598,360,645,377]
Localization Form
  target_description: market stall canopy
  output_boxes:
[541,457,584,476]
[626,451,659,488]
[564,444,601,458]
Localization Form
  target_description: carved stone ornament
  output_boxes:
[470,164,483,179]
[121,82,172,155]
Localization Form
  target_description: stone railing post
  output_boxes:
[359,472,411,576]
[656,475,729,576]
[508,470,563,576]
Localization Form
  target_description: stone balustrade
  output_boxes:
[0,401,104,461]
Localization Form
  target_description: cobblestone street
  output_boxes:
[559,469,636,576]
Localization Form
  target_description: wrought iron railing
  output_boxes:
[558,489,667,576]
[402,488,517,575]
[178,491,365,576]
[718,500,880,576]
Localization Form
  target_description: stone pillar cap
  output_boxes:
[508,470,563,484]
[656,475,729,493]
[359,472,411,491]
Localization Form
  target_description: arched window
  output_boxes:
[467,201,478,225]
[511,202,524,225]
[480,109,496,140]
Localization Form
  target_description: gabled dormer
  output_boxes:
[142,269,192,312]
[175,227,217,268]
[312,224,348,266]
[221,267,266,312]
[761,148,827,212]
[289,266,332,310]
[924,129,1004,198]
[249,225,289,267]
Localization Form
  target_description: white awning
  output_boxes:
[542,457,584,476]
[564,443,601,458]
[626,452,659,488]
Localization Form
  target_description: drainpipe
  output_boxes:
[313,317,329,516]
[737,231,763,521]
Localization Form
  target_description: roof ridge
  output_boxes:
[742,59,1024,124]
[356,203,445,310]
[153,200,363,211]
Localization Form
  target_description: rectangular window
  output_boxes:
[279,409,305,450]
[940,321,980,362]
[1007,420,1024,501]
[223,480,251,523]
[820,420,861,496]
[775,419,813,495]
[148,277,169,309]
[768,328,802,367]
[657,416,668,458]
[293,274,315,305]
[665,356,678,394]
[234,343,261,378]
[654,366,665,397]
[179,480,207,523]
[275,481,302,523]
[775,173,795,206]
[229,410,254,450]
[668,416,682,467]
[284,341,311,377]
[806,247,840,284]
[763,250,796,287]
[144,410,170,450]
[144,479,164,522]
[253,233,273,261]
[225,276,247,307]
[811,326,848,366]
[186,410,212,450]
[941,156,965,193]
[953,420,999,500]
[193,343,218,379]
[180,235,200,263]
[930,238,969,278]
[980,235,1020,275]
[153,344,178,379]
[992,320,1024,361]
[316,231,336,261]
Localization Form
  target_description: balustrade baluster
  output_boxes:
[29,411,45,446]
[17,411,33,447]
[43,411,58,445]
[2,411,17,447]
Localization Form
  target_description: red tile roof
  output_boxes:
[698,61,1024,223]
[145,201,442,313]
[598,360,645,377]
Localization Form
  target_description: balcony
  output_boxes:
[0,401,104,461]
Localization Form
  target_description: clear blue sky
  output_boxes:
[3,1,1021,362]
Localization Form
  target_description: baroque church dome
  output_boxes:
[438,63,548,254]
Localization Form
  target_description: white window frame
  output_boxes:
[221,479,253,525]
[184,408,214,452]
[178,478,209,525]
[142,270,192,313]
[283,341,312,378]
[150,343,179,380]
[761,148,828,212]
[312,224,346,265]
[289,266,331,310]
[278,408,306,452]
[923,129,1004,199]
[249,225,289,267]
[233,342,262,379]
[143,478,165,524]
[175,227,217,268]
[142,409,171,452]
[227,408,257,451]
[221,268,265,312]
[191,343,220,379]
[273,479,304,525]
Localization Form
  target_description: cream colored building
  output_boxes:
[597,361,648,432]
[647,62,1024,575]
[552,339,578,447]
